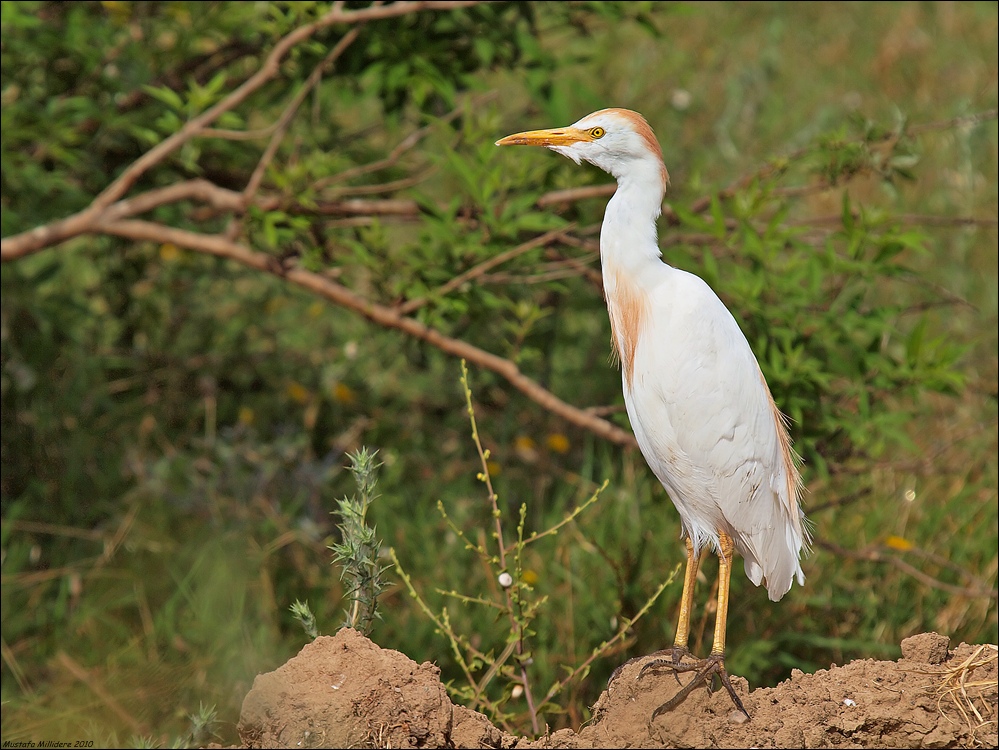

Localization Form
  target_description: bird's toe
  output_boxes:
[645,652,750,722]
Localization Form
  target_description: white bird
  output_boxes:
[496,108,809,719]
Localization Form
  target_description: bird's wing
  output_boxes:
[626,267,805,599]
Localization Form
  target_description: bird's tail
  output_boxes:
[740,506,810,602]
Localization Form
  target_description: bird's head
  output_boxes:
[496,108,669,192]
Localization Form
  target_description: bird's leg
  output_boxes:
[607,538,700,687]
[631,538,701,682]
[642,532,750,721]
[669,536,701,661]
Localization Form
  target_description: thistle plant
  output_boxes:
[330,446,389,635]
[289,598,319,640]
[130,702,219,749]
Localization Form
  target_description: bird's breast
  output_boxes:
[605,266,651,389]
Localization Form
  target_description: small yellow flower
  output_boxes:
[486,460,501,476]
[514,435,538,462]
[238,406,255,425]
[333,382,356,404]
[884,535,914,551]
[545,433,570,454]
[159,243,180,261]
[522,569,539,585]
[515,435,536,451]
[286,381,311,404]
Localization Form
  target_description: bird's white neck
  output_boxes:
[599,160,666,276]
[598,161,666,389]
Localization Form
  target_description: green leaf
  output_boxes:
[142,84,185,111]
[840,190,854,233]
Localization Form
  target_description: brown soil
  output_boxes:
[235,629,997,749]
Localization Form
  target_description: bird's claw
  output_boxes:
[608,645,693,688]
[637,645,695,686]
[639,652,750,722]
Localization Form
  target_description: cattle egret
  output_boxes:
[496,109,809,720]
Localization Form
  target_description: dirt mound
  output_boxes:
[236,628,997,748]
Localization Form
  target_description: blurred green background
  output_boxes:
[1,1,996,745]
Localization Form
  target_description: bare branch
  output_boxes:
[243,27,362,204]
[317,198,420,216]
[93,218,638,449]
[482,262,595,286]
[909,108,998,136]
[2,210,104,261]
[91,1,485,212]
[786,213,999,228]
[0,187,426,261]
[103,180,244,220]
[200,124,281,141]
[332,174,431,198]
[0,1,487,259]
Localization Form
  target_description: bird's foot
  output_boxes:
[639,651,750,722]
[607,645,694,688]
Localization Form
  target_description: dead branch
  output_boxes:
[92,217,637,448]
[0,1,636,450]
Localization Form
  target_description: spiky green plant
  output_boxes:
[289,599,320,640]
[330,447,390,634]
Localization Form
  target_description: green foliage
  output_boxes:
[329,446,389,634]
[289,599,319,640]
[1,1,996,743]
[390,362,674,731]
[671,138,969,475]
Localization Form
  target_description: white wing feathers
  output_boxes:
[621,266,807,602]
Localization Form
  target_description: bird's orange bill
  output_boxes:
[495,127,592,147]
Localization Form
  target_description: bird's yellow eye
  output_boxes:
[589,126,605,139]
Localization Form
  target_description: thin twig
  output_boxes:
[319,90,499,189]
[56,651,147,735]
[536,184,615,208]
[541,570,677,706]
[92,1,483,211]
[815,538,998,600]
[482,262,594,286]
[201,124,281,140]
[909,108,999,136]
[460,361,541,733]
[397,226,574,314]
[786,213,998,228]
[243,27,363,204]
[330,173,431,198]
